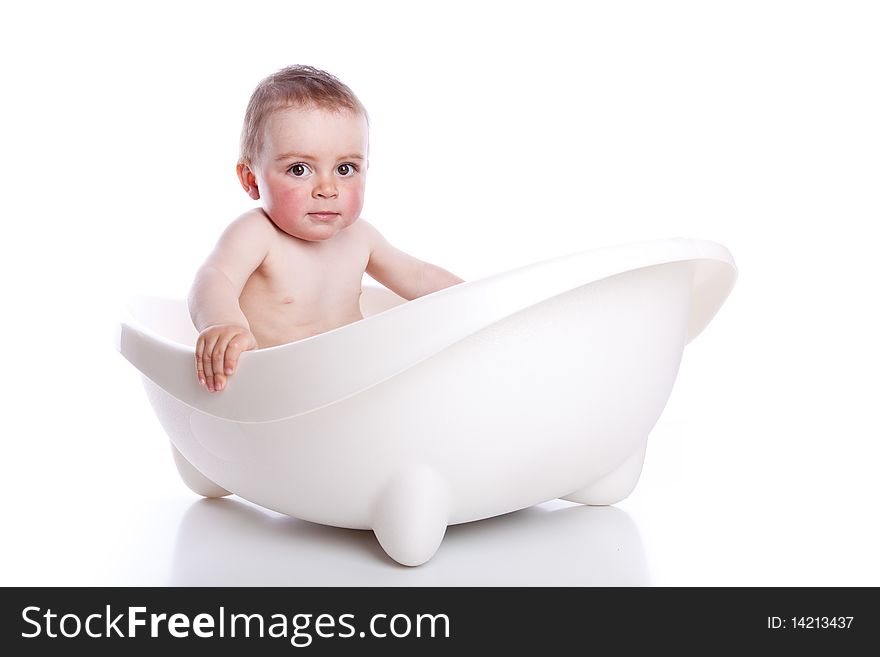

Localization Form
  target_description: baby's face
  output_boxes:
[249,106,368,241]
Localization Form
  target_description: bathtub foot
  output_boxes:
[372,466,449,567]
[170,444,231,498]
[562,443,647,506]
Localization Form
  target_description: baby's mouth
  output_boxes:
[308,212,340,220]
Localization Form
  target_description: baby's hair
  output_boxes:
[239,65,368,166]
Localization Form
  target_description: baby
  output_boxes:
[189,65,463,393]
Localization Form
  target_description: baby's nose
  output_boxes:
[313,177,338,198]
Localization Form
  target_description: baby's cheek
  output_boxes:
[279,187,310,212]
[344,187,365,217]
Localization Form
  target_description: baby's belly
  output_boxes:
[248,303,364,348]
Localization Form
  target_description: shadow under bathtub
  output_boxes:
[169,497,650,586]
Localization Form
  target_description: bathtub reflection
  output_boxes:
[169,498,650,586]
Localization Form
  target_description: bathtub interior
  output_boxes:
[126,296,198,346]
[126,252,733,351]
[125,284,408,347]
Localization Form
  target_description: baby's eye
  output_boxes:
[288,163,312,177]
[336,163,358,177]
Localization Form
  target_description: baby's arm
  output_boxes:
[188,209,276,392]
[362,220,463,299]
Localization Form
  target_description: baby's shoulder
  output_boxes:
[222,208,279,241]
[229,207,277,232]
[350,217,382,246]
[214,208,280,257]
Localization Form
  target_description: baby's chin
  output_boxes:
[282,216,356,242]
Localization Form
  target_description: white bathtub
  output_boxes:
[117,238,736,566]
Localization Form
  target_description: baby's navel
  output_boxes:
[281,296,295,305]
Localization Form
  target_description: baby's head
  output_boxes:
[236,65,370,241]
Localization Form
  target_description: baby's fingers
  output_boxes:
[202,333,220,392]
[224,333,255,378]
[195,336,207,387]
[211,336,231,392]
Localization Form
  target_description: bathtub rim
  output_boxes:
[117,237,737,423]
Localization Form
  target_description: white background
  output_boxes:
[1,0,877,586]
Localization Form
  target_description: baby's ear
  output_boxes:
[236,163,261,200]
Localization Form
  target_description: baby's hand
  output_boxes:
[195,325,258,393]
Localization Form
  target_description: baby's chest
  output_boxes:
[263,239,370,299]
